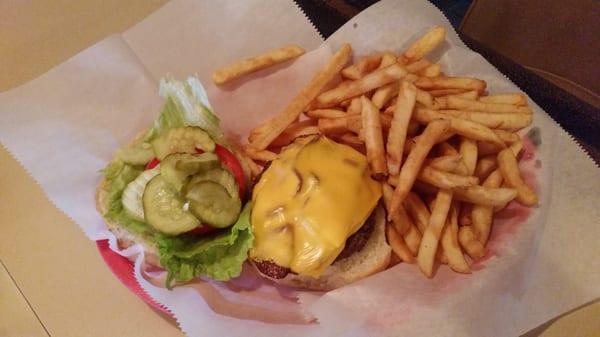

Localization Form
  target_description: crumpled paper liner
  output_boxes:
[1,0,598,336]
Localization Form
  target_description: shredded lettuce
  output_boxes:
[156,203,254,288]
[102,160,153,236]
[145,76,223,142]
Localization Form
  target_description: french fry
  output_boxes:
[446,96,532,114]
[404,225,422,255]
[434,97,449,109]
[340,66,361,81]
[471,169,503,244]
[494,129,520,144]
[271,120,320,146]
[345,113,392,134]
[383,184,422,255]
[404,130,455,156]
[306,109,347,119]
[389,119,451,216]
[497,148,538,206]
[318,117,349,135]
[387,223,415,263]
[417,166,479,189]
[402,26,446,63]
[413,109,505,147]
[453,184,517,207]
[383,184,410,234]
[361,96,388,177]
[417,189,453,277]
[384,88,439,110]
[435,91,479,108]
[347,97,362,115]
[415,88,436,108]
[379,52,398,68]
[372,81,400,109]
[418,63,442,77]
[427,88,469,97]
[245,148,277,162]
[429,109,533,130]
[415,76,487,93]
[479,93,527,106]
[341,53,383,80]
[459,137,478,174]
[339,99,351,108]
[428,155,462,173]
[212,45,305,85]
[479,138,523,156]
[434,144,470,175]
[493,180,513,213]
[404,73,419,83]
[474,154,498,181]
[406,59,432,73]
[440,203,471,273]
[458,226,485,259]
[387,81,417,175]
[316,63,407,106]
[249,44,352,150]
[509,140,523,156]
[404,192,430,233]
[452,90,479,100]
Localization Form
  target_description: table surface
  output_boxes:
[0,1,598,337]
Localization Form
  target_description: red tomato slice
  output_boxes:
[214,144,247,198]
[187,225,216,235]
[145,158,160,170]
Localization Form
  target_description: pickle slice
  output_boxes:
[160,152,219,192]
[151,126,215,160]
[143,175,200,235]
[186,181,241,228]
[117,143,155,166]
[187,168,238,198]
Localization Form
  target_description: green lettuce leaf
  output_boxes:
[156,203,254,288]
[102,160,153,236]
[145,76,224,142]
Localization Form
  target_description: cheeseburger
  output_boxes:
[250,136,392,290]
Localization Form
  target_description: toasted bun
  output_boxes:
[252,205,391,291]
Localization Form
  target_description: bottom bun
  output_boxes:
[253,205,391,291]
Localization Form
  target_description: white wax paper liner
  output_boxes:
[1,0,599,336]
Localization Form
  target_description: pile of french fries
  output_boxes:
[229,26,538,278]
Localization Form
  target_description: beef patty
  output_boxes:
[254,211,376,279]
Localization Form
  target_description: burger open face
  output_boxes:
[96,77,391,292]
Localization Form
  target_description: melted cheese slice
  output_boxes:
[250,137,382,277]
